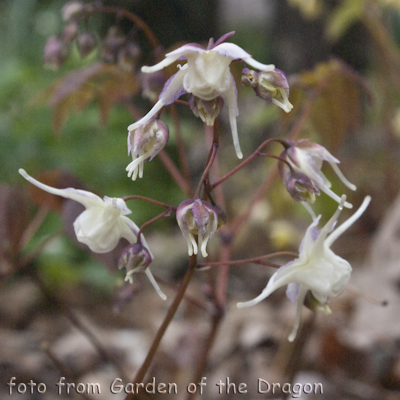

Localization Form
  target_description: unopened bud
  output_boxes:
[77,31,97,58]
[242,67,293,113]
[118,243,152,283]
[118,42,142,71]
[101,26,126,63]
[44,36,69,70]
[62,22,79,44]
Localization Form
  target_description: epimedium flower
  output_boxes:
[126,117,169,180]
[241,67,293,113]
[128,32,288,159]
[18,169,167,299]
[19,169,167,298]
[118,242,167,300]
[19,169,138,252]
[176,199,219,258]
[237,195,371,342]
[279,139,357,209]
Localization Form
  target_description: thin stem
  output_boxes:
[19,206,49,250]
[194,143,218,199]
[198,251,297,270]
[123,194,175,210]
[211,138,280,189]
[125,255,198,400]
[137,209,173,239]
[85,6,159,50]
[170,103,192,187]
[31,272,129,382]
[19,230,63,269]
[158,150,192,197]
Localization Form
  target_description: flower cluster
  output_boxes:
[30,25,371,346]
[128,32,292,160]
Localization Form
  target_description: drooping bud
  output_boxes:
[44,36,69,70]
[77,31,97,58]
[61,1,85,22]
[176,199,219,258]
[241,67,293,113]
[118,242,167,300]
[118,41,142,71]
[279,139,356,208]
[118,243,152,282]
[280,168,320,203]
[188,95,224,126]
[62,22,79,44]
[100,26,126,63]
[126,118,169,180]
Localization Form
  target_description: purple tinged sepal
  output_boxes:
[241,68,293,113]
[176,199,219,258]
[126,118,169,181]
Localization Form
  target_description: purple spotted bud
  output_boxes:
[188,95,224,126]
[126,118,169,180]
[44,36,69,70]
[77,31,97,58]
[241,67,293,113]
[176,199,219,258]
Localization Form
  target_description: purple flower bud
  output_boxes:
[176,199,219,258]
[101,26,126,63]
[44,36,69,70]
[62,22,79,44]
[118,242,167,300]
[77,31,97,58]
[118,42,142,72]
[118,243,152,277]
[279,139,356,208]
[280,167,320,203]
[126,118,169,181]
[188,95,224,126]
[241,68,293,113]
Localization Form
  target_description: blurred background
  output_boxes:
[1,0,400,399]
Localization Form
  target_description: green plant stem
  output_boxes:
[124,255,198,400]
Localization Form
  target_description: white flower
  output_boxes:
[237,195,371,341]
[128,32,281,159]
[279,139,357,209]
[19,168,167,299]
